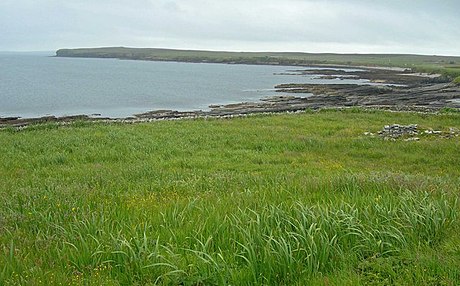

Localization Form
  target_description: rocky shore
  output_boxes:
[1,67,459,128]
[0,115,97,128]
[274,82,460,109]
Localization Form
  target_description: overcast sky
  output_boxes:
[1,0,459,55]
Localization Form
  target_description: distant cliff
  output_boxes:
[55,47,311,65]
[56,47,460,78]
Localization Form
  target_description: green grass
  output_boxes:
[56,47,460,79]
[453,76,460,85]
[1,110,460,285]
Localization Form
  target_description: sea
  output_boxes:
[0,52,369,118]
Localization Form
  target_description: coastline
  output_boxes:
[2,60,459,128]
[2,100,459,130]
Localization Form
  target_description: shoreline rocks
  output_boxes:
[274,82,460,110]
[2,67,459,129]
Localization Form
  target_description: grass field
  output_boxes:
[1,109,460,285]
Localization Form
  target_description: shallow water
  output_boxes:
[0,53,371,118]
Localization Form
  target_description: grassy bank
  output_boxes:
[1,109,460,285]
[56,47,460,79]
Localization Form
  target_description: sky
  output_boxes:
[1,0,459,55]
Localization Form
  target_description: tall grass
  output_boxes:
[1,178,457,285]
[1,109,459,284]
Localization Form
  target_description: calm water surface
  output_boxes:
[0,52,368,118]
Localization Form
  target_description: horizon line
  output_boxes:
[2,47,460,58]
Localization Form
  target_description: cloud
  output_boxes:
[1,0,459,55]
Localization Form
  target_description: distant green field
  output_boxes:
[1,109,460,285]
[56,47,460,79]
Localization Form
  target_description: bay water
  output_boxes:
[0,52,368,118]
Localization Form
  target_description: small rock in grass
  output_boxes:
[404,137,420,142]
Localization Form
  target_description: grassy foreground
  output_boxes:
[1,109,460,285]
